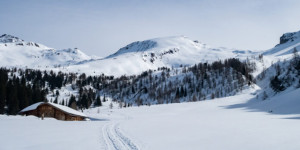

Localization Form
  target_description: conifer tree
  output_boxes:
[0,70,7,114]
[0,84,5,114]
[103,94,106,102]
[54,97,58,104]
[95,96,102,106]
[68,95,76,107]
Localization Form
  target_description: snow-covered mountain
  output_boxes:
[2,30,300,150]
[249,30,300,101]
[67,36,256,76]
[0,34,92,68]
[0,34,256,76]
[263,30,300,57]
[252,30,300,75]
[1,30,299,77]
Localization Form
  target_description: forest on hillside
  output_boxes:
[0,58,257,115]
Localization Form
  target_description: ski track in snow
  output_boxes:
[102,122,139,150]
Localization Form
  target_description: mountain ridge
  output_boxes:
[0,34,92,68]
[0,31,299,76]
[66,35,255,76]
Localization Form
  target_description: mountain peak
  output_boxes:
[107,40,157,58]
[263,30,300,56]
[0,34,24,43]
[106,36,202,58]
[0,34,92,68]
[278,30,300,45]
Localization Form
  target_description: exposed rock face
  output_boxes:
[0,34,24,43]
[279,32,298,45]
[107,40,157,58]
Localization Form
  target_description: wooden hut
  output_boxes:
[19,102,87,121]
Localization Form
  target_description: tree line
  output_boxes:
[0,58,256,115]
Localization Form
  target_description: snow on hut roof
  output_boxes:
[20,102,87,117]
[20,102,44,112]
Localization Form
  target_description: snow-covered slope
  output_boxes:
[2,87,300,150]
[0,34,92,68]
[250,30,300,101]
[263,30,300,58]
[2,31,300,150]
[67,36,256,76]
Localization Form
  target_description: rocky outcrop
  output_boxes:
[279,32,298,45]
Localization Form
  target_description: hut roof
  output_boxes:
[20,102,87,118]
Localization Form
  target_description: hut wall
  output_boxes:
[37,104,54,118]
[65,114,84,121]
[54,109,66,120]
[23,110,37,116]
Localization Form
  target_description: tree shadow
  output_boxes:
[284,117,300,120]
[88,117,110,121]
[222,89,300,118]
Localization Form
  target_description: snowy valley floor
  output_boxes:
[1,87,300,150]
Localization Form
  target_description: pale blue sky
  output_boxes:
[1,0,300,57]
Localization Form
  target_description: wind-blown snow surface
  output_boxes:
[0,116,105,150]
[66,36,256,76]
[117,87,300,150]
[2,87,300,150]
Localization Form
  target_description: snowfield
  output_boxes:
[2,87,300,150]
[0,116,105,150]
[1,30,300,150]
